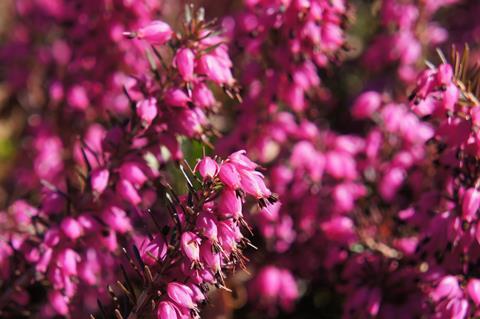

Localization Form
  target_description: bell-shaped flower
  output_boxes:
[137,20,173,45]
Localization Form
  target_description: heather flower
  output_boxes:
[157,301,179,319]
[90,168,110,195]
[351,91,382,119]
[195,156,219,180]
[249,266,298,313]
[60,217,83,240]
[462,188,480,222]
[175,48,195,81]
[4,0,480,318]
[137,20,173,45]
[164,88,191,108]
[167,282,196,310]
[217,189,243,219]
[218,162,241,189]
[467,279,480,306]
[181,232,202,262]
[136,97,158,128]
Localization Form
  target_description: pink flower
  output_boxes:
[195,156,219,180]
[192,83,216,109]
[198,54,234,85]
[437,63,454,85]
[174,48,195,81]
[136,98,158,128]
[60,217,83,240]
[49,291,69,315]
[164,88,191,107]
[57,248,80,276]
[238,169,271,199]
[217,189,243,219]
[116,179,142,206]
[181,232,201,262]
[321,216,356,243]
[467,279,480,305]
[167,282,195,309]
[101,206,131,234]
[462,188,480,222]
[67,85,89,111]
[228,150,258,170]
[218,163,241,189]
[137,20,173,45]
[250,266,298,311]
[139,236,167,266]
[200,242,221,272]
[195,212,218,242]
[157,301,179,319]
[431,276,461,302]
[351,91,382,119]
[119,162,148,187]
[91,168,109,195]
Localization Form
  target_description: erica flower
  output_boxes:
[137,20,173,45]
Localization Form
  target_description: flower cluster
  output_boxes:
[3,0,161,195]
[0,5,252,318]
[4,0,480,318]
[213,1,480,318]
[133,151,276,319]
[363,0,459,83]
[227,0,346,113]
[406,59,480,318]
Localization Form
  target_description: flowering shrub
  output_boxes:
[2,0,480,319]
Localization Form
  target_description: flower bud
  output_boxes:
[198,54,234,85]
[379,167,405,201]
[119,162,148,187]
[60,217,83,240]
[217,189,242,219]
[437,63,453,86]
[366,288,381,317]
[217,222,237,254]
[325,151,357,180]
[239,169,271,199]
[196,212,218,242]
[136,98,158,127]
[139,236,167,266]
[321,216,355,243]
[430,276,460,302]
[467,279,480,305]
[57,248,80,276]
[102,206,131,233]
[137,20,172,45]
[175,48,195,81]
[228,150,257,170]
[116,179,142,206]
[157,301,178,319]
[189,284,205,303]
[201,242,221,272]
[218,163,241,189]
[462,188,480,222]
[442,83,459,112]
[192,83,216,109]
[91,168,109,195]
[49,291,69,315]
[351,91,381,119]
[181,232,201,261]
[164,88,190,107]
[194,156,219,180]
[284,83,305,112]
[67,85,89,111]
[167,282,195,309]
